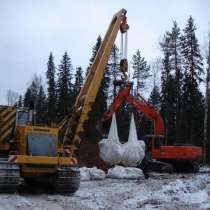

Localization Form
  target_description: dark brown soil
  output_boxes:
[78,139,110,172]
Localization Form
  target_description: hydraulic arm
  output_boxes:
[100,83,165,136]
[126,95,164,136]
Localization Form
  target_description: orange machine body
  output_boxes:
[101,83,202,164]
[152,145,202,161]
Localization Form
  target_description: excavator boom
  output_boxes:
[101,83,132,122]
[126,95,165,136]
[62,9,129,151]
[100,83,165,136]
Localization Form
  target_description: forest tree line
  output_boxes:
[8,16,210,162]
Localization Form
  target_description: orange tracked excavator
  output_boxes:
[99,82,202,172]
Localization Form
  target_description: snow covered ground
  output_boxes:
[0,167,210,210]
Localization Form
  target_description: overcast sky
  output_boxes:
[0,0,210,104]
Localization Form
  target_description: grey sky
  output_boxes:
[0,0,210,104]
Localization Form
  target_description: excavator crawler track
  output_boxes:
[173,161,200,173]
[0,158,20,193]
[55,166,80,194]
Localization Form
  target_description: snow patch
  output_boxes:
[80,167,106,181]
[160,176,209,205]
[107,165,144,179]
[1,166,210,210]
[89,167,106,180]
[80,167,91,181]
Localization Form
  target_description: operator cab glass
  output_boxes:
[143,135,165,150]
[16,110,29,125]
[154,136,165,149]
[27,133,57,156]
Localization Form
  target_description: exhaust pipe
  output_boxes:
[29,101,36,124]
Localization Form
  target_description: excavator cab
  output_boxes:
[143,135,165,157]
[0,106,80,193]
[16,108,29,125]
[143,134,202,172]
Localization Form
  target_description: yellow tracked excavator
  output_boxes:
[0,105,80,193]
[0,8,129,193]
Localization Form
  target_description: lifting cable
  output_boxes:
[120,31,129,80]
[120,31,128,60]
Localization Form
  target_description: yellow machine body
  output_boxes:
[0,8,129,193]
[0,106,79,193]
[15,125,76,177]
[0,106,76,177]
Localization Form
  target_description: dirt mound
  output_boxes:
[78,139,110,172]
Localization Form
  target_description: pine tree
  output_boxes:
[46,52,57,123]
[73,66,83,99]
[132,50,150,93]
[57,52,73,119]
[180,16,204,144]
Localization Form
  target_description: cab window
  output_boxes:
[154,137,165,149]
[17,111,29,125]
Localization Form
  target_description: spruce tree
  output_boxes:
[203,35,210,163]
[86,36,102,76]
[108,44,120,99]
[132,50,150,93]
[206,35,210,163]
[18,95,22,107]
[23,75,41,107]
[36,85,47,124]
[160,34,176,144]
[168,22,183,138]
[57,52,73,119]
[147,84,161,135]
[46,52,57,123]
[181,17,204,82]
[24,88,32,107]
[23,75,47,124]
[30,76,41,103]
[73,66,83,99]
[148,86,161,109]
[180,16,204,144]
